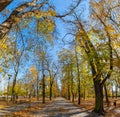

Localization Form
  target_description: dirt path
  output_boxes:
[32,97,90,117]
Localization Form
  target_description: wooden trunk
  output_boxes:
[93,80,105,115]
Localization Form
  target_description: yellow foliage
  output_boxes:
[75,30,85,46]
[111,33,120,39]
[38,18,55,34]
[29,66,38,78]
[104,25,115,33]
[47,10,56,16]
[76,45,82,52]
[34,10,56,18]
[0,36,8,50]
[118,15,120,21]
[33,10,56,19]
[11,15,21,23]
[0,43,7,49]
[112,41,120,49]
[0,67,3,72]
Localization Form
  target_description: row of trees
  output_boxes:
[4,65,59,102]
[59,0,120,115]
[0,21,60,103]
[0,0,119,115]
[0,0,60,103]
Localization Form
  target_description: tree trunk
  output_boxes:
[42,74,45,103]
[11,71,18,103]
[94,80,105,115]
[36,75,39,101]
[112,88,114,98]
[78,81,80,104]
[50,83,52,101]
[104,83,109,104]
[75,92,77,99]
[83,86,86,100]
[116,85,117,99]
[72,93,74,102]
[68,83,70,100]
[33,87,36,97]
[71,77,74,102]
[0,0,12,12]
[71,69,74,102]
[75,46,81,105]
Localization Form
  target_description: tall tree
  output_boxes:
[0,0,82,40]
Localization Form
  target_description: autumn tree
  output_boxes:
[89,0,119,114]
[46,61,59,101]
[59,48,76,100]
[9,24,27,103]
[0,0,82,40]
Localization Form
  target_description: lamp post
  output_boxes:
[7,74,12,104]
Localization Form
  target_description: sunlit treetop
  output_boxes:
[0,0,82,40]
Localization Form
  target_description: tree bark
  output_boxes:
[75,46,81,104]
[83,86,86,100]
[68,83,70,100]
[112,88,114,98]
[0,0,12,12]
[78,82,80,104]
[70,68,74,102]
[71,82,74,102]
[11,71,18,103]
[72,93,74,102]
[104,83,109,104]
[50,83,52,101]
[42,74,45,103]
[93,80,105,115]
[116,85,118,99]
[36,75,39,101]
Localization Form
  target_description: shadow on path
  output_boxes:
[33,97,91,117]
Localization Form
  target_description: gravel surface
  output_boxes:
[33,97,90,117]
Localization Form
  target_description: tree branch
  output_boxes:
[0,0,12,12]
[0,1,47,39]
[56,0,81,18]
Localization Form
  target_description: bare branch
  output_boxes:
[56,0,81,18]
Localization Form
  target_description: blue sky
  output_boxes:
[51,0,90,59]
[0,0,90,91]
[0,0,90,38]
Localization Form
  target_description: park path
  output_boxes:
[0,97,90,117]
[2,97,120,117]
[32,97,90,117]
